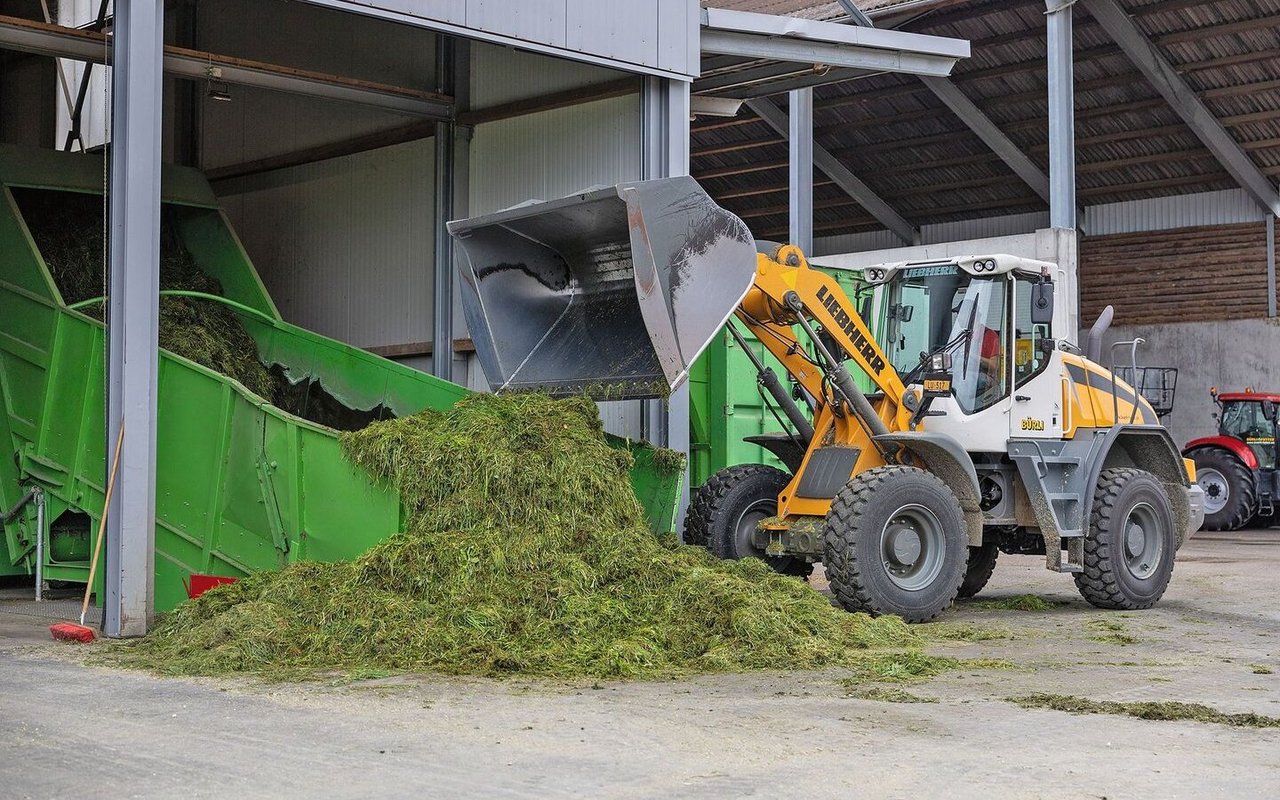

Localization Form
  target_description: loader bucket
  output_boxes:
[447,176,756,399]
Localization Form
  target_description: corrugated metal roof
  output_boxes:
[695,0,1280,239]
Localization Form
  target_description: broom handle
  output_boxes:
[81,421,125,626]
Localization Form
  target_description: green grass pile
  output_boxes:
[112,393,919,680]
[19,188,274,397]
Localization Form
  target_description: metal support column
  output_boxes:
[1046,0,1080,336]
[1046,0,1076,230]
[642,76,693,531]
[1268,214,1277,319]
[432,36,456,381]
[104,0,164,638]
[788,88,813,254]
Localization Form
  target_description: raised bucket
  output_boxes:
[447,176,756,399]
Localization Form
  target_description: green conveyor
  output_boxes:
[0,145,680,613]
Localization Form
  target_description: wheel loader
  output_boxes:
[447,176,1205,622]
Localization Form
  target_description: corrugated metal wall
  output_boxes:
[219,138,436,349]
[1082,188,1268,236]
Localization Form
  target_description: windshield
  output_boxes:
[1222,401,1276,469]
[885,266,1008,413]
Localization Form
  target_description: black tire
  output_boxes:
[957,542,999,599]
[1191,448,1256,531]
[823,465,967,623]
[1247,510,1277,529]
[683,464,811,577]
[1075,468,1177,610]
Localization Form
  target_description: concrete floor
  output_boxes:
[2,530,1277,799]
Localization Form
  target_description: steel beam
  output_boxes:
[746,98,917,245]
[0,14,452,120]
[789,89,814,253]
[699,29,961,78]
[1080,0,1280,217]
[642,76,693,531]
[1269,215,1277,319]
[831,3,1052,208]
[432,37,457,381]
[104,0,163,638]
[919,76,1051,204]
[1046,0,1077,230]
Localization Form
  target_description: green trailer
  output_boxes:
[0,145,680,614]
[686,266,872,488]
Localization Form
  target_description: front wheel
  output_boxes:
[1075,468,1177,610]
[1191,448,1256,531]
[683,464,811,577]
[823,466,967,623]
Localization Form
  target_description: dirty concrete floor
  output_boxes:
[1,530,1277,799]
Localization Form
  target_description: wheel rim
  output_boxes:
[1197,467,1229,515]
[1122,501,1164,581]
[879,504,945,591]
[733,499,772,558]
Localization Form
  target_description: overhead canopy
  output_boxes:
[695,0,1280,240]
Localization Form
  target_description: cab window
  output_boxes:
[1014,275,1053,388]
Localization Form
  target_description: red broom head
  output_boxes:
[50,622,96,643]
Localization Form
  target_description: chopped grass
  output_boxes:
[965,594,1060,612]
[844,685,937,703]
[1087,618,1138,646]
[107,393,923,681]
[925,623,1018,642]
[839,652,1015,685]
[1009,693,1280,728]
[1251,664,1274,675]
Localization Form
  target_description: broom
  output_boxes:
[51,421,124,643]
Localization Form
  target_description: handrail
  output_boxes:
[1109,338,1146,425]
[67,290,279,325]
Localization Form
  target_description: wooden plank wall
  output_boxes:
[1079,222,1276,326]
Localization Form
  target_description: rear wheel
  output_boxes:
[684,464,811,577]
[823,466,967,622]
[1075,468,1176,610]
[957,542,999,599]
[1191,448,1256,531]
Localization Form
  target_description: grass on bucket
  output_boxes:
[110,393,922,680]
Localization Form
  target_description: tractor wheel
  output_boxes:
[823,465,967,622]
[1191,448,1257,531]
[957,542,999,599]
[1075,468,1176,611]
[683,464,811,578]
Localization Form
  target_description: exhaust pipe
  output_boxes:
[1086,304,1114,364]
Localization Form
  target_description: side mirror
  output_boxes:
[1264,400,1277,422]
[1031,281,1054,325]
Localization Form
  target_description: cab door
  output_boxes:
[1009,274,1064,440]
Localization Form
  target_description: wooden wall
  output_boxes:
[1079,222,1276,326]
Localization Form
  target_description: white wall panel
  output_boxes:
[470,42,624,108]
[304,0,698,78]
[468,94,641,215]
[1083,188,1268,236]
[218,138,434,349]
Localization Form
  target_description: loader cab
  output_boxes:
[861,255,1061,449]
[1217,393,1279,470]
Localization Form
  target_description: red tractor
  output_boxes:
[1183,388,1279,531]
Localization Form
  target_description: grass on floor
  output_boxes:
[1087,618,1139,646]
[1009,693,1280,728]
[964,594,1062,612]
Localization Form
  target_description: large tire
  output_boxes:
[823,465,967,623]
[1075,468,1177,610]
[683,464,811,577]
[957,542,999,599]
[1191,448,1256,531]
